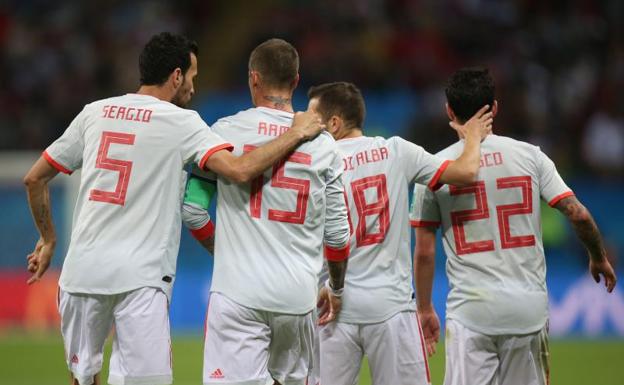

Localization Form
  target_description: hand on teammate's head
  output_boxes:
[450,104,493,140]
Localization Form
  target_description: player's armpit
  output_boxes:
[554,196,617,292]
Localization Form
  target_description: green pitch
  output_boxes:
[0,333,622,385]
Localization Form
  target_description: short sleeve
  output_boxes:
[409,183,441,228]
[536,149,574,206]
[393,137,451,191]
[43,108,87,174]
[181,112,233,169]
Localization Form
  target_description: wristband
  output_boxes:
[325,279,344,298]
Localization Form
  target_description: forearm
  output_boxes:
[556,196,606,261]
[198,236,215,255]
[25,181,56,244]
[415,253,435,310]
[441,132,480,185]
[214,129,305,183]
[327,259,348,290]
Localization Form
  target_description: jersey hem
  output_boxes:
[446,314,548,336]
[210,290,314,316]
[198,143,235,170]
[337,305,414,324]
[42,150,73,174]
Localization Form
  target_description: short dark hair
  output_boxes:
[139,32,198,86]
[445,67,495,123]
[307,82,366,130]
[249,38,299,90]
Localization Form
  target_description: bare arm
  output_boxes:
[23,157,60,284]
[204,110,322,183]
[438,105,492,186]
[414,226,441,355]
[554,195,616,292]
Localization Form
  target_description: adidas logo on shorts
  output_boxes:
[210,368,224,379]
[71,354,79,364]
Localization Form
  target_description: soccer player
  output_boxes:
[23,32,324,385]
[181,39,350,385]
[410,67,617,385]
[306,82,492,385]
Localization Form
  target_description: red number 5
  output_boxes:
[89,131,135,206]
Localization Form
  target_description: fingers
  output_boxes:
[592,270,600,283]
[473,104,490,119]
[27,271,41,285]
[605,272,617,293]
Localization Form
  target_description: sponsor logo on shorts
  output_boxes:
[71,354,79,364]
[210,368,224,379]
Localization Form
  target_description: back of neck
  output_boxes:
[255,91,294,112]
[137,85,172,103]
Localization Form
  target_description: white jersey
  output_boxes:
[208,107,350,314]
[333,136,449,323]
[45,93,232,300]
[410,134,573,335]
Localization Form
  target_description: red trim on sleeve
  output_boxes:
[190,221,215,241]
[427,160,451,191]
[324,244,349,262]
[548,191,575,207]
[410,220,441,228]
[42,151,72,174]
[198,143,234,170]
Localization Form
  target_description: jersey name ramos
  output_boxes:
[335,136,449,323]
[45,94,232,299]
[208,107,349,314]
[410,134,573,334]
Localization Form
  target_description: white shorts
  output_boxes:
[203,292,314,385]
[444,318,549,385]
[58,287,172,385]
[319,311,430,385]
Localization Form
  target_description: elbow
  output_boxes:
[224,166,252,184]
[23,173,40,188]
[454,168,478,186]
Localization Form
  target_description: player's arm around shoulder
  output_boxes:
[554,195,617,292]
[203,109,324,183]
[438,105,492,186]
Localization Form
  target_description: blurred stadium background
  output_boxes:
[0,0,622,384]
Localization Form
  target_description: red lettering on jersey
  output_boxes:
[125,107,136,120]
[380,147,388,160]
[116,106,126,120]
[258,122,267,135]
[269,124,278,136]
[371,148,380,162]
[134,108,144,121]
[356,151,365,166]
[280,125,289,135]
[102,105,110,117]
[142,109,152,122]
[480,152,503,168]
[107,105,117,118]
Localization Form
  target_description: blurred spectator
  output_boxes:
[0,0,621,180]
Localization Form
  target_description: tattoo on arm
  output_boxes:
[263,95,291,110]
[327,259,348,290]
[555,196,605,261]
